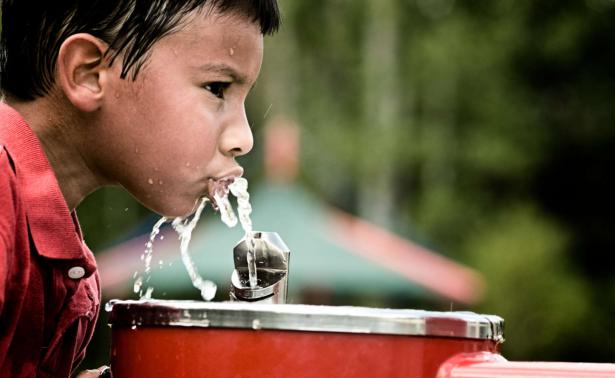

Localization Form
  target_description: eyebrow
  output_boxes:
[197,63,249,85]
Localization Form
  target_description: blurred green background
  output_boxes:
[78,0,615,369]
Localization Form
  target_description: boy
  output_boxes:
[0,0,280,376]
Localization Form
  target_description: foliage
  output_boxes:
[250,0,615,361]
[465,206,589,360]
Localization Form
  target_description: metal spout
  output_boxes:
[230,231,290,304]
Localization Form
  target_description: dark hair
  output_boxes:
[0,0,280,101]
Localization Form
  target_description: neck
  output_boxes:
[6,94,103,211]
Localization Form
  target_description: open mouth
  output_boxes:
[206,177,236,209]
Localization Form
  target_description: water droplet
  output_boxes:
[252,319,262,330]
[200,280,217,301]
[147,178,154,185]
[133,276,143,293]
[124,208,129,212]
[160,235,164,240]
[229,47,235,56]
[105,302,114,312]
[131,325,137,330]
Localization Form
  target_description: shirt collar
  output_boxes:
[0,102,86,260]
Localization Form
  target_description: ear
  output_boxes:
[57,33,110,112]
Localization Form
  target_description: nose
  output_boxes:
[220,106,254,157]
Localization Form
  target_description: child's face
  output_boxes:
[91,10,263,217]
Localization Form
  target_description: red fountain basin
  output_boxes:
[107,300,504,378]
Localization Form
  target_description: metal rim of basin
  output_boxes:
[107,299,504,342]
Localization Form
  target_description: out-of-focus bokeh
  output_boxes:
[79,0,615,369]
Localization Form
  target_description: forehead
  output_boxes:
[155,10,264,80]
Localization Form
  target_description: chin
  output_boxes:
[161,197,209,219]
[136,195,196,219]
[128,184,207,219]
[156,205,193,219]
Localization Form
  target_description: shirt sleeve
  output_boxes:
[0,148,18,315]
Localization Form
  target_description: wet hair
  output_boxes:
[0,0,280,101]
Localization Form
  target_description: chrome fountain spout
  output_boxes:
[230,231,290,304]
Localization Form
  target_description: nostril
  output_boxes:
[230,146,244,157]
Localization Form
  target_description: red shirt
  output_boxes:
[0,103,100,377]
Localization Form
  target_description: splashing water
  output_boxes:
[172,197,217,301]
[213,190,237,227]
[134,198,215,301]
[215,177,257,288]
[229,177,253,234]
[133,176,255,301]
[134,216,167,299]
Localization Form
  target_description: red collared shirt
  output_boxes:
[0,103,100,377]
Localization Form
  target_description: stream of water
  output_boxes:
[218,177,257,288]
[134,177,256,300]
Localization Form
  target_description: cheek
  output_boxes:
[146,108,221,175]
[123,92,197,144]
[179,127,220,165]
[106,71,222,172]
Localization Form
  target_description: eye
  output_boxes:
[203,82,231,99]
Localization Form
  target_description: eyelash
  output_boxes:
[203,82,231,99]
